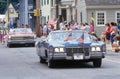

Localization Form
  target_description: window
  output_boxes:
[44,0,46,5]
[48,16,49,21]
[9,8,14,14]
[41,0,43,6]
[51,0,54,6]
[96,11,106,26]
[116,11,120,22]
[47,0,49,5]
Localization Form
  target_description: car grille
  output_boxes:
[66,47,89,56]
[11,37,34,40]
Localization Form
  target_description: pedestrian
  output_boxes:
[25,24,29,28]
[84,23,90,33]
[112,36,120,52]
[59,22,64,30]
[40,24,43,36]
[117,21,120,35]
[110,22,117,45]
[80,23,85,30]
[46,22,51,35]
[90,23,94,33]
[22,24,25,28]
[43,24,47,36]
[105,23,111,44]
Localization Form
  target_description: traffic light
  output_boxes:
[34,9,38,16]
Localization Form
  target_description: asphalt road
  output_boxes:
[0,44,120,79]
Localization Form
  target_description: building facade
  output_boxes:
[77,0,120,36]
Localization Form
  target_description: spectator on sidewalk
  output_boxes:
[110,22,117,45]
[105,23,111,44]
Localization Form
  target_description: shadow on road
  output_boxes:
[42,61,98,69]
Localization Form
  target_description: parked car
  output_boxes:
[36,30,106,68]
[7,28,36,47]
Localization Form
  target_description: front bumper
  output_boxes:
[49,52,105,60]
[7,40,35,45]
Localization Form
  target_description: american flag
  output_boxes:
[48,18,58,25]
[77,33,84,43]
[64,33,72,42]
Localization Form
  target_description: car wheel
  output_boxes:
[32,43,35,47]
[48,60,54,68]
[40,57,46,63]
[93,59,102,68]
[7,44,11,48]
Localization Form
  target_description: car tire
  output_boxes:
[48,60,54,68]
[40,57,46,63]
[93,59,102,68]
[7,44,11,48]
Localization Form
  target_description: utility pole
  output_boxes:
[7,0,10,22]
[35,0,40,37]
[56,0,59,30]
[7,0,10,31]
[75,0,77,22]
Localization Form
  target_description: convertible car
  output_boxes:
[7,28,36,47]
[36,30,106,68]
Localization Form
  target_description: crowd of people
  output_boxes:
[101,22,120,51]
[1,19,120,51]
[40,21,95,36]
[40,20,120,51]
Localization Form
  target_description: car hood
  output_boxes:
[48,41,105,47]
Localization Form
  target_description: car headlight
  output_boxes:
[91,47,101,51]
[8,36,11,39]
[60,48,64,52]
[96,47,101,51]
[55,48,59,52]
[55,48,64,52]
[91,47,96,51]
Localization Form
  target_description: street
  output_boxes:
[0,44,120,79]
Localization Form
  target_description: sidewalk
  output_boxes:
[106,43,113,51]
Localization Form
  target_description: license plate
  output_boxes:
[74,54,83,60]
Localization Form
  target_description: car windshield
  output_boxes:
[9,28,33,34]
[48,31,92,43]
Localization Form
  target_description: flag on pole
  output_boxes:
[91,17,95,22]
[48,18,58,25]
[77,33,84,43]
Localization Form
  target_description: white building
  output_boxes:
[40,0,56,24]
